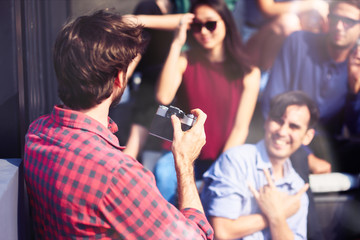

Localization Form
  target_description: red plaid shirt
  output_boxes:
[24,105,213,239]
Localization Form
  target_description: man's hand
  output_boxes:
[248,168,308,240]
[281,183,309,218]
[348,44,360,94]
[248,168,309,220]
[171,108,207,172]
[248,169,287,221]
[171,108,207,212]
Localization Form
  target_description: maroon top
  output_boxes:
[178,54,243,161]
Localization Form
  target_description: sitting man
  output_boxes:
[201,91,318,239]
[23,10,213,239]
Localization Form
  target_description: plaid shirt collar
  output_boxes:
[52,105,125,150]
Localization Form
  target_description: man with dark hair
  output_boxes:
[201,91,318,240]
[24,10,213,239]
[262,0,360,174]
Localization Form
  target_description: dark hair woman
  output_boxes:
[154,0,260,204]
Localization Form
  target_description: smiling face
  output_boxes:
[191,4,226,51]
[264,105,315,163]
[328,2,360,49]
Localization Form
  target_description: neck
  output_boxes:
[269,158,285,181]
[78,98,111,128]
[326,39,353,63]
[206,44,225,63]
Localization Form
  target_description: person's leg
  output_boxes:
[153,151,178,205]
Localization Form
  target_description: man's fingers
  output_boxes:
[294,183,309,198]
[190,108,207,127]
[171,115,182,138]
[262,168,275,188]
[171,108,206,138]
[247,182,259,199]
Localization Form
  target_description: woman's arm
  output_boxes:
[155,15,194,105]
[222,67,261,152]
[257,0,328,19]
[124,13,194,30]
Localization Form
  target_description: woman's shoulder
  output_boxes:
[243,66,260,85]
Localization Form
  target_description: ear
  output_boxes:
[114,71,125,89]
[302,128,315,146]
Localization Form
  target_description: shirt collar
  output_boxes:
[255,140,272,170]
[255,140,296,186]
[51,105,125,150]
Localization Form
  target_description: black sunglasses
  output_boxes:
[328,14,360,29]
[190,21,217,33]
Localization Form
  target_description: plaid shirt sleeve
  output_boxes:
[99,157,214,240]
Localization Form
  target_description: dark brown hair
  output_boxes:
[53,10,147,110]
[329,0,360,12]
[188,0,252,81]
[269,91,320,129]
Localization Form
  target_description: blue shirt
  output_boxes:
[201,140,308,240]
[345,93,360,135]
[262,31,351,135]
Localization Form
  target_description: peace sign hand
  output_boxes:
[248,168,309,221]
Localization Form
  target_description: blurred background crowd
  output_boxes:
[1,0,360,239]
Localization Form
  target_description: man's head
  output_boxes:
[53,10,147,110]
[327,0,360,50]
[264,91,319,162]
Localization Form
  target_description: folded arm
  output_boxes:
[210,214,268,239]
[257,0,328,19]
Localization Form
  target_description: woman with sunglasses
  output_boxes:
[154,0,260,205]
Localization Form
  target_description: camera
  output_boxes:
[149,105,196,142]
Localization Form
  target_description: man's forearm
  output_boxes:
[175,156,204,213]
[210,214,268,239]
[268,215,294,240]
[170,109,207,213]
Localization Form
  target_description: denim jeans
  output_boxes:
[153,151,177,205]
[153,151,214,206]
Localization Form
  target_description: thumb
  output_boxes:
[295,183,309,198]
